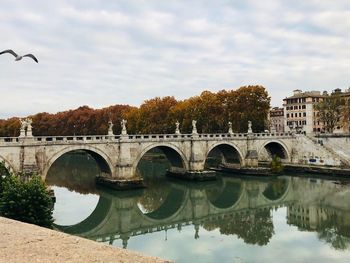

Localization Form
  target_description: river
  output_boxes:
[46,151,350,263]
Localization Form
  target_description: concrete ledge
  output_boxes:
[0,217,168,263]
[96,176,145,190]
[284,164,350,177]
[166,170,217,181]
[212,166,273,176]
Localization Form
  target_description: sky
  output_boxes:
[1,0,350,118]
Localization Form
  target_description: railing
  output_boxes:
[0,137,19,143]
[0,132,295,145]
[34,135,121,142]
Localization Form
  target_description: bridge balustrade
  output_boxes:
[0,132,294,146]
[0,137,19,144]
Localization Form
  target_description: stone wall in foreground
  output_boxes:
[0,216,168,263]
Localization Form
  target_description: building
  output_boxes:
[269,107,284,133]
[283,90,326,134]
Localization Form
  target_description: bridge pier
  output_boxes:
[96,139,145,190]
[244,133,259,168]
[18,138,40,175]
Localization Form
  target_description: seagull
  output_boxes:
[0,49,38,63]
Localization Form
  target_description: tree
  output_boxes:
[129,96,178,134]
[0,175,54,228]
[0,86,271,136]
[315,95,343,133]
[340,98,350,133]
[0,162,11,195]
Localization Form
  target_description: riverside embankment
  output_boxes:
[0,217,169,263]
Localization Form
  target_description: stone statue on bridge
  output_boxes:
[175,121,181,134]
[192,120,198,135]
[26,118,33,137]
[19,119,27,137]
[121,119,128,136]
[108,120,114,136]
[248,120,253,134]
[228,122,233,134]
[19,118,33,138]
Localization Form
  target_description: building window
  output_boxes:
[299,113,301,117]
[303,112,306,117]
[287,114,289,118]
[291,113,293,118]
[302,105,306,109]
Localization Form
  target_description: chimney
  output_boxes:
[293,89,302,96]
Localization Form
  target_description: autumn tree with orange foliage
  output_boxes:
[0,86,270,136]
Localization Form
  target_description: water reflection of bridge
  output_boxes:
[54,176,350,249]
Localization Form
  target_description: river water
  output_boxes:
[46,152,350,263]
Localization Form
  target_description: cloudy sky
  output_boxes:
[1,0,350,118]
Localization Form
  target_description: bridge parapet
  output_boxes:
[0,132,295,146]
[0,137,19,144]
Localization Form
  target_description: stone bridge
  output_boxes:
[0,126,344,184]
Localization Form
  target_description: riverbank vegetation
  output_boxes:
[0,162,53,228]
[0,85,270,136]
[270,155,284,173]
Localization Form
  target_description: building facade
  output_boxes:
[269,107,284,133]
[283,90,325,134]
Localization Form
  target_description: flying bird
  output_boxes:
[0,49,38,63]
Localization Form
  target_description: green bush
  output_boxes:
[0,175,53,228]
[270,155,284,173]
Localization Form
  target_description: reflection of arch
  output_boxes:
[54,196,112,235]
[138,188,186,220]
[261,177,290,203]
[206,179,244,210]
[134,143,189,174]
[205,142,244,167]
[43,146,113,179]
[0,155,15,174]
[259,140,290,161]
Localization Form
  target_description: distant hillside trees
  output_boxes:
[0,85,270,136]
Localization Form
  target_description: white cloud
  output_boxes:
[1,0,350,118]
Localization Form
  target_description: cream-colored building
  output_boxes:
[284,88,350,134]
[283,90,325,134]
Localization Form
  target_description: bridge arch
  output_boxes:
[43,145,114,180]
[258,140,290,161]
[0,155,15,174]
[204,142,244,168]
[133,143,189,175]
